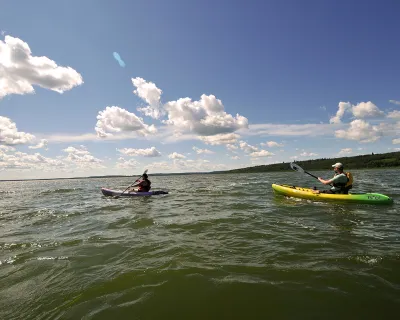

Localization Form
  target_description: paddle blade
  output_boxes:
[290,162,304,173]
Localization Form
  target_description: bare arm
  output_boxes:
[318,177,332,185]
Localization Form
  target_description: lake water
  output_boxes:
[1,169,399,319]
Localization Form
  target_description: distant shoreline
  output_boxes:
[1,151,399,182]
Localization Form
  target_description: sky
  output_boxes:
[0,0,400,179]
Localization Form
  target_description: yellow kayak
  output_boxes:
[272,184,393,205]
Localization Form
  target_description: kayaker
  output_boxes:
[313,162,352,194]
[130,173,151,192]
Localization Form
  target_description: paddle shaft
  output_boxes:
[304,171,319,180]
[291,162,333,187]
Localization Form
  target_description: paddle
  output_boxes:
[290,162,333,187]
[113,169,148,199]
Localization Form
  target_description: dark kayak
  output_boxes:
[101,187,168,197]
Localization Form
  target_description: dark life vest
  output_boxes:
[138,179,151,192]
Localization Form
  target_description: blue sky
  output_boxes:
[1,0,399,179]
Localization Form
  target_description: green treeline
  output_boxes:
[220,151,400,174]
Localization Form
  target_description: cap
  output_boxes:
[332,162,343,168]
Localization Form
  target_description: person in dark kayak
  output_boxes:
[130,173,151,192]
[313,162,353,194]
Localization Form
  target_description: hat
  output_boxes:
[332,162,343,168]
[142,173,148,178]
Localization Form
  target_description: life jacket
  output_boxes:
[138,179,151,192]
[333,172,353,194]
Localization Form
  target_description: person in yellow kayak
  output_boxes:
[313,162,353,194]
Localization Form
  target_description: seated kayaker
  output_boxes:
[130,173,151,192]
[313,162,353,194]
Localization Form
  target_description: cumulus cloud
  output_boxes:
[0,116,35,145]
[164,94,248,136]
[0,36,83,99]
[389,100,400,105]
[199,133,240,145]
[0,150,65,171]
[250,150,274,157]
[330,102,352,124]
[239,141,258,153]
[352,101,384,118]
[115,157,140,169]
[117,146,161,157]
[393,138,400,144]
[335,119,383,143]
[192,146,214,154]
[226,144,238,151]
[168,152,186,159]
[299,151,318,157]
[330,101,384,124]
[95,106,157,138]
[62,145,104,166]
[261,141,283,148]
[0,145,15,152]
[150,159,230,173]
[387,110,400,119]
[231,155,240,160]
[338,148,352,155]
[132,77,164,119]
[28,139,48,150]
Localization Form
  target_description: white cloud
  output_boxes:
[132,77,164,119]
[338,148,352,155]
[0,145,15,152]
[330,101,384,124]
[168,152,186,159]
[63,146,90,155]
[387,110,400,119]
[393,138,400,144]
[0,150,66,171]
[95,106,157,138]
[0,36,83,99]
[115,157,140,169]
[389,100,400,105]
[352,101,384,118]
[231,156,240,160]
[199,133,240,145]
[164,94,248,136]
[261,141,283,148]
[335,119,382,143]
[330,102,351,124]
[65,153,103,165]
[239,141,258,153]
[117,146,161,157]
[28,139,48,150]
[246,123,340,137]
[299,151,318,157]
[226,144,238,151]
[0,116,35,145]
[250,150,274,157]
[62,145,104,166]
[192,146,214,154]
